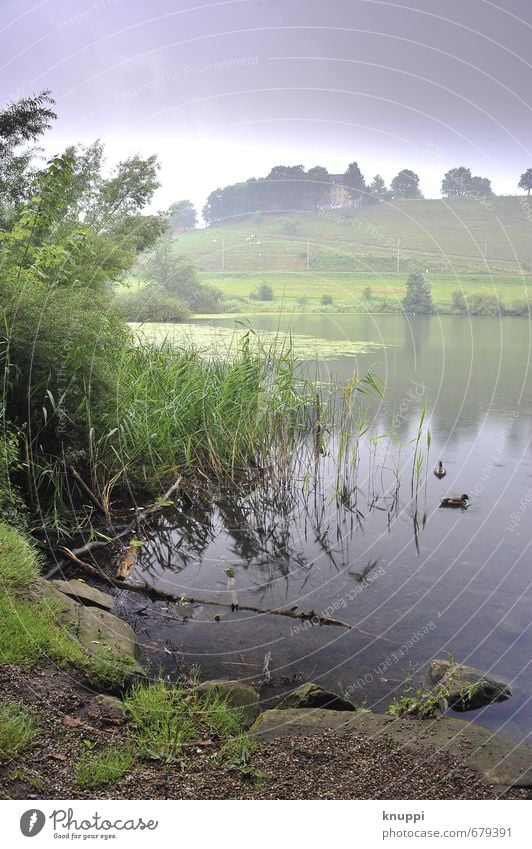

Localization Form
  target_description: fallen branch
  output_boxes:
[51,553,396,645]
[45,477,182,579]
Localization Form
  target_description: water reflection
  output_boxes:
[126,315,532,742]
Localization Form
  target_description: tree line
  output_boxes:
[195,163,532,225]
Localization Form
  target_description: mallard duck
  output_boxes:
[434,460,446,479]
[440,494,469,508]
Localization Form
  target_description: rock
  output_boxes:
[50,579,114,611]
[250,709,532,788]
[77,607,144,679]
[87,694,127,724]
[278,683,356,711]
[196,680,260,729]
[425,659,512,711]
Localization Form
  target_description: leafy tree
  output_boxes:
[136,237,222,312]
[369,174,389,202]
[167,199,197,231]
[303,166,329,209]
[391,169,423,199]
[441,167,493,198]
[343,162,367,204]
[403,270,433,313]
[1,142,163,292]
[468,175,493,197]
[0,90,56,226]
[518,168,532,196]
[441,167,472,197]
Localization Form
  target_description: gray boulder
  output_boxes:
[196,680,260,729]
[278,683,356,711]
[425,659,511,712]
[77,606,144,678]
[50,579,114,611]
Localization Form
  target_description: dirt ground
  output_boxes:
[0,664,529,801]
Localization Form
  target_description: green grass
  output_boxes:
[123,679,245,764]
[0,701,39,758]
[0,522,132,687]
[0,521,41,589]
[76,745,135,789]
[170,200,532,275]
[73,679,253,785]
[193,271,531,313]
[92,333,312,497]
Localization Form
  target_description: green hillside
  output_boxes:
[175,198,532,275]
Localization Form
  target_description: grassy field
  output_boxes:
[194,271,531,314]
[174,198,532,276]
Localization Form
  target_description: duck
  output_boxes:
[434,460,446,479]
[440,494,470,509]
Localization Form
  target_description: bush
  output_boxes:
[466,292,503,316]
[278,216,299,236]
[506,299,531,316]
[250,283,274,301]
[362,287,372,300]
[116,288,190,322]
[452,289,467,312]
[321,294,333,306]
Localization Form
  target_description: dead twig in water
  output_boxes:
[45,477,182,579]
[51,552,396,645]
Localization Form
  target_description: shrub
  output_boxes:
[452,289,467,312]
[250,283,274,301]
[362,287,372,300]
[321,294,333,306]
[115,288,190,322]
[466,292,503,316]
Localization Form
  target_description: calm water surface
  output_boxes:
[120,315,532,741]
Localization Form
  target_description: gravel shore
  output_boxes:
[0,665,529,801]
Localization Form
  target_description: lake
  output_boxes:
[122,314,532,741]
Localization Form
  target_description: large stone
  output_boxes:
[50,579,114,611]
[196,680,260,729]
[77,606,143,677]
[250,709,532,788]
[425,659,512,712]
[278,683,356,711]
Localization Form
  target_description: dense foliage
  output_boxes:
[402,270,433,314]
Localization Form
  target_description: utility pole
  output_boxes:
[221,238,225,273]
[396,237,401,273]
[483,239,488,275]
[306,237,310,271]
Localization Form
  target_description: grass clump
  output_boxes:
[217,733,261,779]
[96,332,310,495]
[0,701,39,758]
[76,744,135,789]
[0,521,41,589]
[123,679,245,764]
[387,686,449,719]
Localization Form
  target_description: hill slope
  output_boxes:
[175,198,532,275]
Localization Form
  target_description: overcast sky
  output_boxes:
[2,0,531,217]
